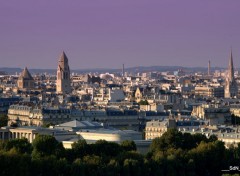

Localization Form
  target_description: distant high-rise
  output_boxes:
[122,64,125,77]
[224,50,238,98]
[17,67,34,89]
[208,60,211,75]
[56,51,71,94]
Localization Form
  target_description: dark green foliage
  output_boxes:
[0,150,32,176]
[150,128,184,152]
[32,134,64,158]
[0,114,8,127]
[231,114,240,125]
[120,140,137,151]
[91,139,122,157]
[0,131,239,175]
[4,138,32,154]
[138,100,149,105]
[72,139,89,158]
[41,122,54,128]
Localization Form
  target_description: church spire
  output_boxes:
[228,49,234,82]
[225,49,238,98]
[56,51,71,94]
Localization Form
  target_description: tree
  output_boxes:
[121,140,137,151]
[32,134,64,158]
[123,159,141,176]
[106,159,120,176]
[92,140,122,157]
[70,158,85,176]
[208,134,218,142]
[72,139,89,158]
[0,150,32,176]
[82,155,102,175]
[4,138,32,154]
[0,114,8,127]
[187,141,225,176]
[150,128,184,152]
[138,100,149,105]
[41,122,54,128]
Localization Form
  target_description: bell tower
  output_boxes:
[56,51,71,94]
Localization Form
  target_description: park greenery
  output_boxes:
[0,114,8,127]
[0,129,239,175]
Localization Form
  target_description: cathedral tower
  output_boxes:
[56,51,71,94]
[17,67,34,90]
[224,50,238,98]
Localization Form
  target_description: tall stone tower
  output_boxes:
[208,60,211,76]
[224,50,238,98]
[17,67,34,90]
[56,51,71,94]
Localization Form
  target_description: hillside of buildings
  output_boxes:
[0,51,240,175]
[0,65,225,75]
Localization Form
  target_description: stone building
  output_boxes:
[56,51,71,94]
[145,119,176,140]
[194,86,224,98]
[191,104,231,125]
[7,103,73,126]
[225,50,238,98]
[0,126,77,143]
[17,67,34,90]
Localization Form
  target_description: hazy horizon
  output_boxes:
[1,0,240,69]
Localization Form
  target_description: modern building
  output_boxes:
[54,120,103,131]
[76,129,142,142]
[56,51,71,94]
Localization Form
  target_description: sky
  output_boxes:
[1,0,240,69]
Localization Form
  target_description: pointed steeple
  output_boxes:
[59,51,68,62]
[19,67,33,80]
[228,49,234,82]
[58,51,69,71]
[56,51,71,94]
[225,49,238,98]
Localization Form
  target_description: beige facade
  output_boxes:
[77,130,141,142]
[8,104,140,128]
[191,104,231,125]
[194,86,224,98]
[17,67,34,90]
[145,119,176,140]
[135,87,143,102]
[0,126,77,143]
[56,51,71,94]
[7,104,72,126]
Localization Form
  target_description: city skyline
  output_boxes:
[1,0,240,69]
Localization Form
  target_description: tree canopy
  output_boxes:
[0,132,237,175]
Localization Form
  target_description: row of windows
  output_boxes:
[48,115,70,119]
[146,128,166,132]
[146,133,163,136]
